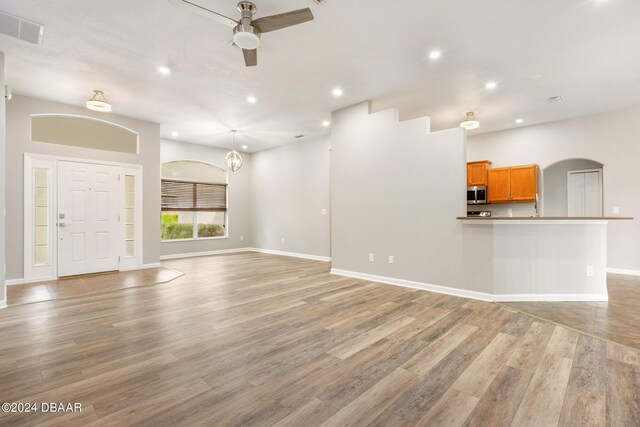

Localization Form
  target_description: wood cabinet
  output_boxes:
[467,160,492,186]
[487,167,511,203]
[488,164,538,203]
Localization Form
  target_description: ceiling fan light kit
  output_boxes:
[170,0,314,67]
[86,89,112,112]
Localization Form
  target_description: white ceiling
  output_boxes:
[1,0,639,152]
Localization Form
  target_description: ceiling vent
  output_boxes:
[312,0,327,4]
[547,96,563,104]
[0,10,44,45]
[294,134,305,139]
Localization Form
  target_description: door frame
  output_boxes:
[566,168,603,216]
[24,153,143,282]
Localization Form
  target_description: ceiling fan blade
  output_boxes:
[169,0,238,28]
[252,8,314,33]
[243,49,257,67]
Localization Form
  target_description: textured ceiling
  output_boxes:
[1,0,639,152]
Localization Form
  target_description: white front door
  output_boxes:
[568,169,603,217]
[57,161,120,277]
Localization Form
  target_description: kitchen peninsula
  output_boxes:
[459,216,633,302]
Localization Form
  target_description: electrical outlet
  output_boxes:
[240,236,244,241]
[369,253,375,262]
[388,255,394,264]
[507,208,513,217]
[613,207,620,215]
[281,238,285,244]
[586,265,594,277]
[321,209,327,215]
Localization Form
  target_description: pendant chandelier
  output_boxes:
[225,130,243,172]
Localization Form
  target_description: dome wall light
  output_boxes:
[86,90,112,112]
[460,112,480,130]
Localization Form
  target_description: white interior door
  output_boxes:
[58,161,120,276]
[568,169,603,217]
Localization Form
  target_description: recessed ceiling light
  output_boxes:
[515,118,524,124]
[332,87,343,97]
[158,66,171,75]
[429,50,441,60]
[485,81,497,90]
[171,131,179,137]
[247,96,257,104]
[322,120,331,127]
[241,145,248,150]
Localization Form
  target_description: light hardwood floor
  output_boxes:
[6,268,184,306]
[0,252,638,426]
[504,273,640,350]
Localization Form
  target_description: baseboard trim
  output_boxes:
[607,268,640,276]
[159,248,253,261]
[492,293,609,302]
[252,248,331,262]
[330,268,494,301]
[330,268,609,302]
[141,263,162,269]
[5,277,56,286]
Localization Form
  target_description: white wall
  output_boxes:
[5,95,161,281]
[0,53,6,303]
[330,102,489,292]
[250,136,331,258]
[468,106,640,271]
[160,139,251,256]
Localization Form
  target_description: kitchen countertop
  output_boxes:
[458,216,634,220]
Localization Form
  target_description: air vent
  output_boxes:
[294,134,305,139]
[547,96,563,104]
[0,11,44,45]
[312,0,327,4]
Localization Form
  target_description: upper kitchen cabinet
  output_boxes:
[488,164,538,203]
[467,160,492,186]
[487,167,511,202]
[510,164,538,201]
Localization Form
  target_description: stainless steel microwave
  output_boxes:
[467,185,488,205]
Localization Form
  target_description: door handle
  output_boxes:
[58,222,66,228]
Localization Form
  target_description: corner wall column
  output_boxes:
[0,52,6,307]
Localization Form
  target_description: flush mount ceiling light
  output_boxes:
[225,130,243,172]
[515,118,524,124]
[332,87,343,97]
[247,96,257,104]
[322,120,330,127]
[86,90,111,112]
[460,112,480,130]
[158,66,171,75]
[485,81,497,90]
[241,145,248,149]
[429,50,441,60]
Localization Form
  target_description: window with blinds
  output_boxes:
[161,180,227,211]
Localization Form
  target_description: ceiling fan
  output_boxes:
[169,0,315,67]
